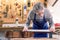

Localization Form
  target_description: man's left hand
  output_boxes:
[49,27,55,32]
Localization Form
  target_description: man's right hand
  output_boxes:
[23,27,28,31]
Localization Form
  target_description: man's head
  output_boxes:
[33,2,44,17]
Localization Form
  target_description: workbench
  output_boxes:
[10,38,57,40]
[0,27,60,40]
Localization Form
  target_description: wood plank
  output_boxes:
[27,29,51,32]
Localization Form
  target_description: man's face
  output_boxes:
[36,9,44,17]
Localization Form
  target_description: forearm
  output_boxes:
[49,18,55,29]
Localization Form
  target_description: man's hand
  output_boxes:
[49,27,55,32]
[23,27,28,31]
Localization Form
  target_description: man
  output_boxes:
[23,2,55,38]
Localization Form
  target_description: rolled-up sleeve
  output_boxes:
[25,10,34,27]
[44,8,54,28]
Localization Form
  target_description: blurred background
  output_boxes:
[0,0,47,23]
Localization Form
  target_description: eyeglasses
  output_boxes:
[36,10,44,15]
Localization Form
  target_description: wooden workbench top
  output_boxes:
[10,38,57,40]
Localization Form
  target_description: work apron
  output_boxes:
[33,14,48,38]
